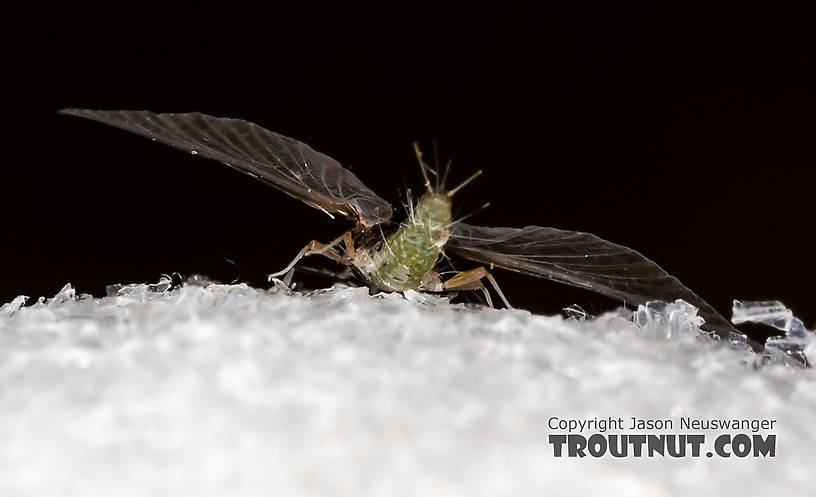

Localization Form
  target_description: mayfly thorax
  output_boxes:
[60,108,748,343]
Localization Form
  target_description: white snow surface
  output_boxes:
[1,282,813,497]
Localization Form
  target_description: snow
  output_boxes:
[1,280,814,497]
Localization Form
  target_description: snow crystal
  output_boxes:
[0,281,813,497]
[732,300,814,368]
[0,295,27,316]
[634,299,709,342]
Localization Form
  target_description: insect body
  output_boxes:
[60,108,742,341]
[262,149,506,306]
[369,191,453,292]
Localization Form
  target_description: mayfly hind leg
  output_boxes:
[268,231,356,280]
[441,267,513,309]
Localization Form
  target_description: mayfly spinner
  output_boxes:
[60,109,742,340]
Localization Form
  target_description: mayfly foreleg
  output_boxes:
[267,231,355,280]
[442,267,513,309]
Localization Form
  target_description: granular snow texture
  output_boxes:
[0,283,813,497]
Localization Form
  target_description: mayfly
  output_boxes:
[60,109,743,341]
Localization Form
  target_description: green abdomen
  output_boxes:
[370,193,452,291]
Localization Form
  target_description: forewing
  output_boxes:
[60,109,392,227]
[447,223,737,338]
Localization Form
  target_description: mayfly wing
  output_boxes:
[59,109,393,227]
[446,222,738,339]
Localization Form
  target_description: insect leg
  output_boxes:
[267,232,352,280]
[441,267,492,307]
[289,264,356,281]
[442,267,513,309]
[342,231,356,259]
[483,271,513,310]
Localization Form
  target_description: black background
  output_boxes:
[7,4,814,338]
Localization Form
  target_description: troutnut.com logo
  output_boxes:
[548,416,777,458]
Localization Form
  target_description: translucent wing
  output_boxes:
[60,109,393,227]
[447,223,737,338]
